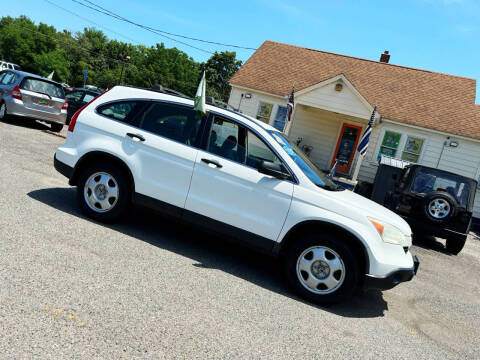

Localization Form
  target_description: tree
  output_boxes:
[199,51,243,102]
[0,16,243,99]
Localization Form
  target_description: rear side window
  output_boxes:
[136,102,203,146]
[22,78,64,98]
[97,101,139,122]
[1,72,16,85]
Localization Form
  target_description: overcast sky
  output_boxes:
[6,0,480,103]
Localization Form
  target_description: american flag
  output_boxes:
[286,87,295,122]
[357,106,377,156]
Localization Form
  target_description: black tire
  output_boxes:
[423,191,457,223]
[0,101,9,122]
[76,162,130,222]
[50,123,64,132]
[284,233,359,306]
[445,237,466,255]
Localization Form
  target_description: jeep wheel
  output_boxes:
[284,233,359,305]
[445,237,466,255]
[77,162,130,222]
[424,191,456,223]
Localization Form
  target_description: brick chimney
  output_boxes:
[380,50,390,63]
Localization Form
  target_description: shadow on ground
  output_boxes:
[412,233,450,255]
[28,187,388,318]
[1,116,65,137]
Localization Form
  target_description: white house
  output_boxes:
[228,41,480,219]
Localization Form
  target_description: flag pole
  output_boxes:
[352,102,377,183]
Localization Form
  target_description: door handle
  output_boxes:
[201,158,222,168]
[126,133,145,142]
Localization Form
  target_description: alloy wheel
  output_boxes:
[296,246,346,294]
[428,198,450,219]
[83,172,119,213]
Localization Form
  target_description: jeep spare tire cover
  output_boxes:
[423,191,457,223]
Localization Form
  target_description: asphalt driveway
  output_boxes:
[1,117,479,359]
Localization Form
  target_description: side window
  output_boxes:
[0,71,6,84]
[137,102,202,146]
[256,102,273,123]
[207,116,246,163]
[98,101,139,123]
[246,130,282,168]
[82,93,96,103]
[1,72,15,85]
[66,91,84,102]
[8,64,13,70]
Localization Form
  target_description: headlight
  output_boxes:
[368,218,407,246]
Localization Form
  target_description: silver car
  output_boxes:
[0,70,67,132]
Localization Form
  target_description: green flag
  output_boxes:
[194,71,206,118]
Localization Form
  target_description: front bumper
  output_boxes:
[364,255,419,291]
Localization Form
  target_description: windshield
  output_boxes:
[411,167,470,206]
[268,131,342,190]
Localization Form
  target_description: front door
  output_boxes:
[185,114,294,247]
[330,123,362,174]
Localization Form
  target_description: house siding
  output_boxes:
[298,80,371,120]
[228,87,286,126]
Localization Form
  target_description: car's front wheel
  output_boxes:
[77,162,130,222]
[284,233,359,305]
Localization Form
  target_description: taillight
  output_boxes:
[12,86,22,100]
[62,99,68,110]
[68,88,111,132]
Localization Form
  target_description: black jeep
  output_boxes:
[357,163,477,255]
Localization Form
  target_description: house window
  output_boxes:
[401,136,424,163]
[273,106,287,131]
[377,130,425,163]
[256,102,273,123]
[378,131,401,160]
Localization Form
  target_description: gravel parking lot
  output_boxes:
[1,118,479,359]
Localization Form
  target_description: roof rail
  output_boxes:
[121,84,192,100]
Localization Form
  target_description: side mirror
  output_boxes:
[258,161,290,180]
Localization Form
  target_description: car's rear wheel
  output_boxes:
[50,123,64,132]
[284,233,359,305]
[445,237,466,255]
[0,102,9,122]
[77,162,130,222]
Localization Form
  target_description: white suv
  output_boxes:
[54,85,419,305]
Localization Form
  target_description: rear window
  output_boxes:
[411,168,471,205]
[97,101,140,122]
[21,78,64,99]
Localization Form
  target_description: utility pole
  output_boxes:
[118,55,130,85]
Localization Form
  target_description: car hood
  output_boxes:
[329,189,412,235]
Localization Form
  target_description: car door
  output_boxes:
[184,114,294,247]
[127,100,205,213]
